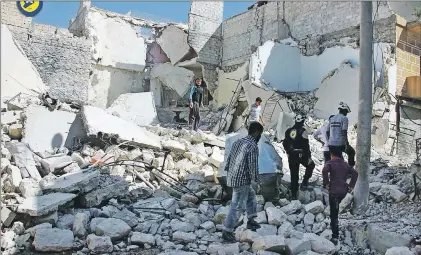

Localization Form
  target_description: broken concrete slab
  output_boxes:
[276,112,295,141]
[251,235,289,253]
[214,62,249,106]
[5,142,41,180]
[40,156,73,175]
[42,170,100,194]
[1,24,46,101]
[78,175,129,207]
[33,228,74,252]
[368,225,413,254]
[106,92,158,126]
[22,106,87,153]
[372,118,389,150]
[157,25,192,65]
[17,193,77,216]
[1,207,16,227]
[151,63,194,97]
[81,106,162,150]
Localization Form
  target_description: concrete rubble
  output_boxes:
[151,63,194,98]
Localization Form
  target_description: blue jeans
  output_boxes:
[223,185,257,232]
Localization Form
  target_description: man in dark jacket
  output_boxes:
[322,146,358,246]
[282,114,315,200]
[188,78,204,131]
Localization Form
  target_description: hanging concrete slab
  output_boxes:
[214,62,249,106]
[22,106,87,153]
[106,92,158,126]
[81,106,162,150]
[151,63,194,97]
[156,26,192,65]
[275,112,295,141]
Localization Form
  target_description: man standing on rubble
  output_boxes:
[244,97,264,128]
[283,114,315,200]
[327,102,356,167]
[189,78,204,131]
[222,122,264,242]
[314,115,335,164]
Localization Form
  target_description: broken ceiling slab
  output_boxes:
[5,142,41,181]
[275,112,295,141]
[81,106,162,150]
[106,92,158,126]
[147,42,170,64]
[157,25,193,65]
[151,63,194,97]
[22,106,87,153]
[214,62,249,106]
[1,25,46,101]
[17,193,77,216]
[42,170,100,194]
[313,62,374,125]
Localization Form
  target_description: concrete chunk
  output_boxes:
[95,218,131,241]
[368,225,412,254]
[42,170,100,194]
[5,142,40,180]
[8,165,22,189]
[17,193,77,216]
[22,106,86,153]
[251,235,288,253]
[157,26,192,65]
[106,92,158,126]
[33,228,74,252]
[19,178,43,197]
[78,175,128,207]
[82,106,162,150]
[1,207,16,227]
[87,234,113,253]
[303,233,336,254]
[151,63,193,97]
[40,156,73,175]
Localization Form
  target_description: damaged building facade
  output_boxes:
[1,1,421,255]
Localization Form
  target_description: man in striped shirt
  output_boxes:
[222,122,264,242]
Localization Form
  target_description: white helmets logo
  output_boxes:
[294,114,305,123]
[338,102,351,113]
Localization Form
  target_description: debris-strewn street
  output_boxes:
[1,1,421,255]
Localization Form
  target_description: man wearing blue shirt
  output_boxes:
[188,78,204,131]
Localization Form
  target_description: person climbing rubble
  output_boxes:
[188,78,204,131]
[222,122,264,242]
[314,115,335,164]
[282,114,315,200]
[322,146,359,246]
[244,97,264,128]
[327,102,356,167]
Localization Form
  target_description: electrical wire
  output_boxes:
[388,93,421,126]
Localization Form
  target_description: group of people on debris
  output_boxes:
[218,95,359,247]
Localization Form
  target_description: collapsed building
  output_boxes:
[1,1,421,255]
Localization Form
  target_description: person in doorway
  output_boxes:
[322,146,358,246]
[188,78,204,131]
[327,102,356,167]
[314,115,335,164]
[244,97,264,128]
[282,114,315,200]
[222,122,264,242]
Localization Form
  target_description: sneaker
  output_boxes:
[222,231,236,242]
[246,218,261,231]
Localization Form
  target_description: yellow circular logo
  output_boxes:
[290,129,297,139]
[17,1,43,17]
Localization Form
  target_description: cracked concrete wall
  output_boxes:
[222,2,395,70]
[188,2,223,92]
[2,2,91,105]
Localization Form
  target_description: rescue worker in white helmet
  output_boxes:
[327,102,355,167]
[282,114,315,200]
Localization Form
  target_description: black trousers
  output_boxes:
[189,102,201,131]
[329,195,344,239]
[288,154,315,197]
[328,145,355,166]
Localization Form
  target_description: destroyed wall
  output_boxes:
[188,2,224,93]
[222,2,395,69]
[1,2,91,105]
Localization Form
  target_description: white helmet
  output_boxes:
[294,114,305,123]
[338,102,351,113]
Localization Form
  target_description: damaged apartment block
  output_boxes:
[1,1,421,255]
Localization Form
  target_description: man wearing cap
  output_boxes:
[244,97,264,128]
[327,102,355,167]
[188,78,204,131]
[314,115,335,164]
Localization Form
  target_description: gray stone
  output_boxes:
[95,218,131,241]
[4,142,39,179]
[303,233,336,254]
[266,207,287,226]
[256,224,278,236]
[319,229,332,240]
[19,178,43,197]
[339,193,353,213]
[278,221,294,238]
[1,231,16,250]
[255,211,268,224]
[315,213,325,223]
[252,235,288,253]
[90,218,107,233]
[34,211,58,226]
[33,228,74,252]
[57,214,75,230]
[311,222,326,234]
[42,170,99,194]
[87,234,113,253]
[170,219,195,232]
[379,185,407,202]
[303,213,315,226]
[298,190,314,204]
[240,229,261,243]
[213,206,229,224]
[159,252,198,255]
[17,193,76,216]
[131,232,156,246]
[280,200,302,215]
[385,247,413,255]
[304,201,324,214]
[11,221,25,235]
[206,242,240,254]
[73,213,89,237]
[25,223,52,237]
[172,231,196,243]
[78,175,128,207]
[264,202,275,210]
[15,233,31,248]
[368,225,412,254]
[200,221,215,230]
[110,208,138,228]
[8,165,22,189]
[40,156,73,174]
[132,197,179,215]
[286,238,311,255]
[1,207,16,227]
